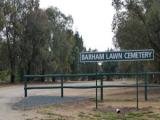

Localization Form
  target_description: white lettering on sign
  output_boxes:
[80,49,154,62]
[124,52,153,59]
[81,53,104,61]
[106,53,123,60]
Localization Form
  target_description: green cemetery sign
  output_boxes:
[80,49,154,62]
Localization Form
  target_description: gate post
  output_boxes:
[100,76,103,101]
[136,73,139,110]
[96,63,98,109]
[144,73,148,101]
[24,76,27,97]
[61,76,64,98]
[96,76,98,109]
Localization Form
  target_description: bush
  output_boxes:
[0,70,10,83]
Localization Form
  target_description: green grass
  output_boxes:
[37,107,160,120]
[77,111,160,120]
[37,103,160,120]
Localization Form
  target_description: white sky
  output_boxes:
[40,0,115,51]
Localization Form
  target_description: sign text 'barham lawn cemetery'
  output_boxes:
[80,49,154,62]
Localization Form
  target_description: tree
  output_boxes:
[0,1,86,83]
[46,7,74,73]
[0,0,44,83]
[112,0,160,71]
[71,31,84,73]
[1,0,27,83]
[20,9,49,76]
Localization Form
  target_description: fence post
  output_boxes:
[24,76,27,97]
[96,63,98,109]
[61,76,64,98]
[144,73,148,101]
[100,76,103,101]
[136,73,139,110]
[96,76,98,109]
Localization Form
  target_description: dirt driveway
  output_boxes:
[0,82,94,120]
[0,84,62,120]
[0,85,24,120]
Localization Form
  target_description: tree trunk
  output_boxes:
[10,63,16,83]
[52,77,55,82]
[26,61,31,81]
[10,73,15,83]
[9,57,16,83]
[19,68,24,82]
[41,65,45,82]
[27,61,31,75]
[6,27,16,83]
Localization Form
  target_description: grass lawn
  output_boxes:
[23,87,160,120]
[34,106,160,120]
[27,99,160,120]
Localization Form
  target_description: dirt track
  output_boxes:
[0,85,24,120]
[0,83,93,120]
[0,84,61,120]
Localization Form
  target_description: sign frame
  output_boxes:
[80,49,154,62]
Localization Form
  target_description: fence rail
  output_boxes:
[23,72,160,109]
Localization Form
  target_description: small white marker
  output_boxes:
[116,108,120,113]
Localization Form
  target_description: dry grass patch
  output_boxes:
[29,99,160,120]
[23,85,160,120]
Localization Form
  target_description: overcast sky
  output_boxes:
[40,0,115,51]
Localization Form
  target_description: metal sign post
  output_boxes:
[144,73,148,101]
[136,74,139,110]
[61,77,64,98]
[96,62,98,109]
[100,77,103,101]
[136,62,139,110]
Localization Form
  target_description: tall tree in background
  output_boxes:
[112,0,160,71]
[46,7,74,73]
[71,31,84,73]
[20,8,49,76]
[0,0,30,83]
[0,1,86,83]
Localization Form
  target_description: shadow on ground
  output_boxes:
[13,96,88,110]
